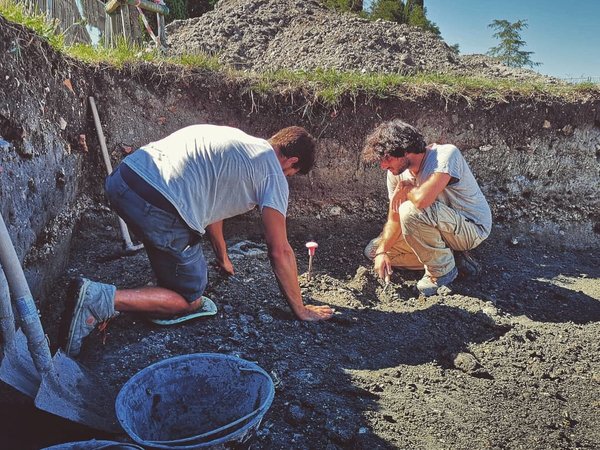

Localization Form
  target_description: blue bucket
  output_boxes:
[42,440,143,449]
[115,353,275,449]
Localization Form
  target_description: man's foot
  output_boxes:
[63,278,117,357]
[363,237,379,260]
[417,266,458,296]
[454,251,482,278]
[149,296,218,326]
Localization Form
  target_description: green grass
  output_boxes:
[0,0,219,69]
[0,0,64,48]
[1,0,599,107]
[249,69,600,107]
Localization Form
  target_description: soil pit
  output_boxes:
[4,205,600,450]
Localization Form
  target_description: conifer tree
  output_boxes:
[487,19,540,68]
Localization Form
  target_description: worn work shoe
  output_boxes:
[64,277,117,357]
[417,266,459,297]
[454,251,482,278]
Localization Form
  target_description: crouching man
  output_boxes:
[63,124,334,357]
[362,119,492,296]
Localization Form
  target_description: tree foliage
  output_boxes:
[166,0,187,21]
[369,0,404,22]
[164,0,219,22]
[487,19,540,68]
[322,0,363,13]
[368,0,440,36]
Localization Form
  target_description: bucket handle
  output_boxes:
[95,444,144,450]
[145,367,272,446]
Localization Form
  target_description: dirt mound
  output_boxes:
[166,0,554,81]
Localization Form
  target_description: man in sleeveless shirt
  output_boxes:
[362,119,492,296]
[63,124,334,357]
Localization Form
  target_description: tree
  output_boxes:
[167,0,187,21]
[369,0,440,36]
[369,0,405,22]
[404,2,440,36]
[322,0,364,13]
[487,19,540,68]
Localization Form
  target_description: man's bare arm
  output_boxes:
[205,220,234,275]
[261,207,334,321]
[407,172,451,209]
[373,206,402,280]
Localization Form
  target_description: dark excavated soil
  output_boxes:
[5,205,597,450]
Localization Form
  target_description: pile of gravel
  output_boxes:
[166,0,555,82]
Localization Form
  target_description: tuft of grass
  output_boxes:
[244,69,600,107]
[165,53,221,71]
[66,36,158,67]
[1,0,221,69]
[0,0,64,48]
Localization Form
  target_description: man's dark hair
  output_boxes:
[362,119,426,163]
[269,126,316,175]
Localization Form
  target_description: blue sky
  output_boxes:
[364,0,600,80]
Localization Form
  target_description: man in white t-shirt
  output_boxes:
[63,125,334,357]
[362,119,492,296]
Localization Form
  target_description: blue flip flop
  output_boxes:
[149,296,217,326]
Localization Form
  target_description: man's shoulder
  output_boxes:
[431,143,461,155]
[430,144,464,164]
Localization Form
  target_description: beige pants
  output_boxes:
[365,201,487,277]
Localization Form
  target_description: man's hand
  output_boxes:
[262,207,335,322]
[216,255,235,276]
[374,253,393,281]
[295,304,335,321]
[206,220,236,275]
[391,180,415,212]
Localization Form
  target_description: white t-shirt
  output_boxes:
[387,144,492,237]
[123,124,289,234]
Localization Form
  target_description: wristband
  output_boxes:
[374,251,389,257]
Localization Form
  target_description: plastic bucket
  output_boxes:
[115,353,275,449]
[42,440,143,449]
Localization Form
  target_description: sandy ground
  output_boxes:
[2,205,600,450]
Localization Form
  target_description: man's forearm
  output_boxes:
[377,212,402,253]
[268,246,306,318]
[205,221,227,260]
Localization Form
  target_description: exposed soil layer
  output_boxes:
[7,206,597,450]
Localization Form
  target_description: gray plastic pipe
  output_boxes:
[0,268,15,346]
[0,213,53,377]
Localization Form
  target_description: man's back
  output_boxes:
[123,124,289,233]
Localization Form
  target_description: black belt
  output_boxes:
[119,164,178,214]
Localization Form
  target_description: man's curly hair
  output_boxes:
[362,119,426,163]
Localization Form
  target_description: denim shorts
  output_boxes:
[105,166,207,303]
